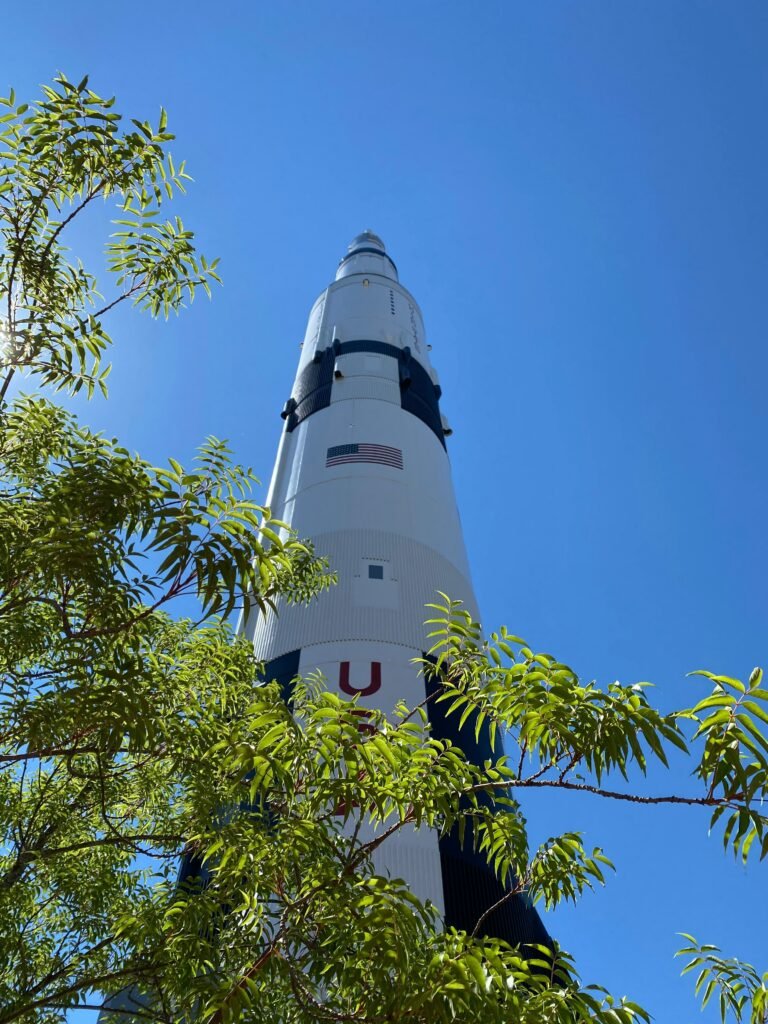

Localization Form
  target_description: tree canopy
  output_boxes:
[0,75,766,1024]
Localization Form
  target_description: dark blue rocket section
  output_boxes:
[260,648,302,703]
[424,663,551,951]
[281,340,446,448]
[398,349,445,446]
[281,347,335,432]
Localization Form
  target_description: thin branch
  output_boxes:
[90,278,146,319]
[480,777,741,808]
[206,940,281,1024]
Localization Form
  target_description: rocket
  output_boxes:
[243,232,549,949]
[99,233,547,1021]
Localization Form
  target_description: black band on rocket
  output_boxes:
[283,340,445,448]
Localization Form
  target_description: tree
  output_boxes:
[0,75,766,1024]
[0,74,331,1021]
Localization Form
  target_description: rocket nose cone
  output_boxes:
[348,230,386,254]
[336,230,398,282]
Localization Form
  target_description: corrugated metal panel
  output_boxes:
[439,851,551,948]
[400,354,445,448]
[287,348,334,431]
[371,828,444,915]
[247,529,479,662]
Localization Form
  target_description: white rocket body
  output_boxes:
[244,233,548,946]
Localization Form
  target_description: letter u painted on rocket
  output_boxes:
[244,232,549,948]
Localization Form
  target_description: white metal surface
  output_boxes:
[245,231,479,914]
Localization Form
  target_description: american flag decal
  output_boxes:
[326,443,403,469]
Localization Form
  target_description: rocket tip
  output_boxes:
[348,230,386,254]
[336,230,398,282]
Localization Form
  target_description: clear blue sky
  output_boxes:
[5,2,767,1020]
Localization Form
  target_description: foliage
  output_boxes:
[0,75,764,1024]
[79,681,651,1024]
[422,598,768,1023]
[677,937,768,1024]
[423,600,768,865]
[0,73,219,401]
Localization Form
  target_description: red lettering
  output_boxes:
[339,661,381,697]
